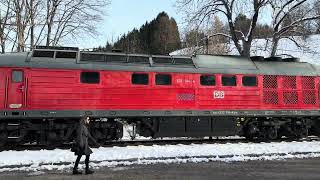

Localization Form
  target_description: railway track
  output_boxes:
[1,136,320,152]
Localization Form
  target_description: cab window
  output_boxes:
[12,70,23,83]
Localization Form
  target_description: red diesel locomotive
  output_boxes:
[0,46,319,146]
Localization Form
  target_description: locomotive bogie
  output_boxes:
[240,117,313,140]
[0,118,123,147]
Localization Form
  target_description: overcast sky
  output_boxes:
[70,0,183,49]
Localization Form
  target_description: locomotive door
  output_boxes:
[7,70,25,109]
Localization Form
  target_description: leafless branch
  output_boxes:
[177,0,267,57]
[269,0,319,56]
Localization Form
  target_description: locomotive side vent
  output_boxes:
[301,76,316,105]
[55,51,77,59]
[263,75,277,89]
[152,56,173,64]
[177,93,195,101]
[282,76,296,89]
[32,50,54,58]
[282,76,298,105]
[80,53,127,63]
[263,91,279,104]
[127,56,150,64]
[263,76,317,106]
[81,53,105,62]
[79,52,195,67]
[152,56,194,67]
[35,46,79,51]
[173,57,194,65]
[105,54,127,63]
[302,76,315,89]
[31,46,78,62]
[263,75,279,105]
[303,90,316,104]
[283,91,298,104]
[80,53,150,64]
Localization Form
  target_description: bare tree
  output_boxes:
[0,0,14,53]
[177,0,268,57]
[26,0,41,48]
[269,0,320,56]
[314,0,320,33]
[44,0,60,46]
[42,0,109,47]
[12,0,33,52]
[0,0,109,52]
[5,0,39,52]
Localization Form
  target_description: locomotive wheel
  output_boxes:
[0,131,8,147]
[267,127,278,140]
[297,126,308,139]
[244,122,259,140]
[301,127,308,137]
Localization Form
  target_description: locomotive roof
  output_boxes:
[0,49,318,76]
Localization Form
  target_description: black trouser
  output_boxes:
[73,155,90,170]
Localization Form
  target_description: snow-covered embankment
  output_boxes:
[1,141,320,172]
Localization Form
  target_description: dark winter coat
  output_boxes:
[72,120,97,156]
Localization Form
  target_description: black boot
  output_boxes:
[85,155,94,175]
[73,155,82,175]
[85,168,94,175]
[73,168,82,175]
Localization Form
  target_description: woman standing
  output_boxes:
[72,116,99,175]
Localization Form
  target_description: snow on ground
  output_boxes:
[1,141,320,172]
[170,34,320,65]
[249,35,320,65]
[121,124,150,141]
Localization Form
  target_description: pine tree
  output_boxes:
[103,12,181,55]
[168,18,181,53]
[185,30,206,48]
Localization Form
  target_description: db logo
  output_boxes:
[213,91,225,99]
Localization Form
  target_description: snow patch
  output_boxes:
[0,141,320,172]
[110,166,132,171]
[170,34,320,65]
[122,124,150,141]
[27,171,46,176]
